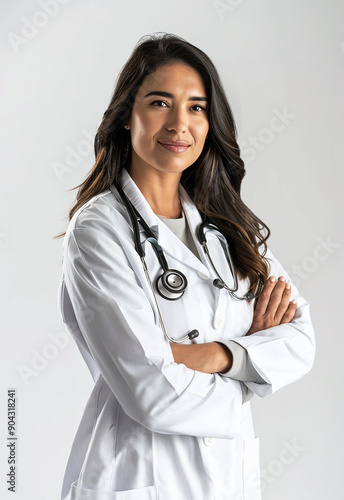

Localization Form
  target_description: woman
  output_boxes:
[58,33,315,499]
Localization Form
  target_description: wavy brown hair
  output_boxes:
[59,32,270,294]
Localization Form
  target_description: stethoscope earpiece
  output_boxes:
[188,329,199,340]
[213,279,224,290]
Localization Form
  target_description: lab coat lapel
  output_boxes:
[120,169,160,238]
[179,186,238,290]
[156,217,211,277]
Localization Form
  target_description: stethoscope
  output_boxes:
[113,184,263,344]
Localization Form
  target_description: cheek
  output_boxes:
[195,124,209,151]
[202,121,210,139]
[195,120,209,141]
[130,118,153,154]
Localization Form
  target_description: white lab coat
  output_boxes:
[58,169,315,500]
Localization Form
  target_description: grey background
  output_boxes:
[1,0,343,498]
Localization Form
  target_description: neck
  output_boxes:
[129,167,182,219]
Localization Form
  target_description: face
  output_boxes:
[127,63,209,180]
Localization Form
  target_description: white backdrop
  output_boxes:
[1,1,343,499]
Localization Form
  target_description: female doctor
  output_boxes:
[58,33,315,499]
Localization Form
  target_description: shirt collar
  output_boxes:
[115,168,160,237]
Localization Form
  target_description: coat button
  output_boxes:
[203,437,214,447]
[213,316,223,329]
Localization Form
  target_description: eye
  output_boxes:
[191,104,207,112]
[150,100,169,108]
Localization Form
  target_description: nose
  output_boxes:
[165,106,188,134]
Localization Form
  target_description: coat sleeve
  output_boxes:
[60,221,244,439]
[228,247,316,397]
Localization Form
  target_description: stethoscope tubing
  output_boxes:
[113,182,263,342]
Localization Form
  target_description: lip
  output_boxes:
[158,140,190,153]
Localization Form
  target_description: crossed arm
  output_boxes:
[171,276,297,374]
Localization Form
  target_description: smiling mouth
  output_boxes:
[158,141,190,153]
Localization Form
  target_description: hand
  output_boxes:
[246,276,297,336]
[170,342,233,374]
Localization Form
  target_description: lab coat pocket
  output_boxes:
[243,437,261,500]
[70,483,158,500]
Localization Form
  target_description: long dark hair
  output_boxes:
[60,32,270,294]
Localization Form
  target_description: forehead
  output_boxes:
[136,63,207,97]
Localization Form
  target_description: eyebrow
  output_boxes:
[143,91,208,102]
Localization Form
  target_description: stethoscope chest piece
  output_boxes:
[156,269,188,300]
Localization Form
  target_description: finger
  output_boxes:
[254,276,278,315]
[274,281,292,323]
[280,299,297,324]
[265,276,288,316]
